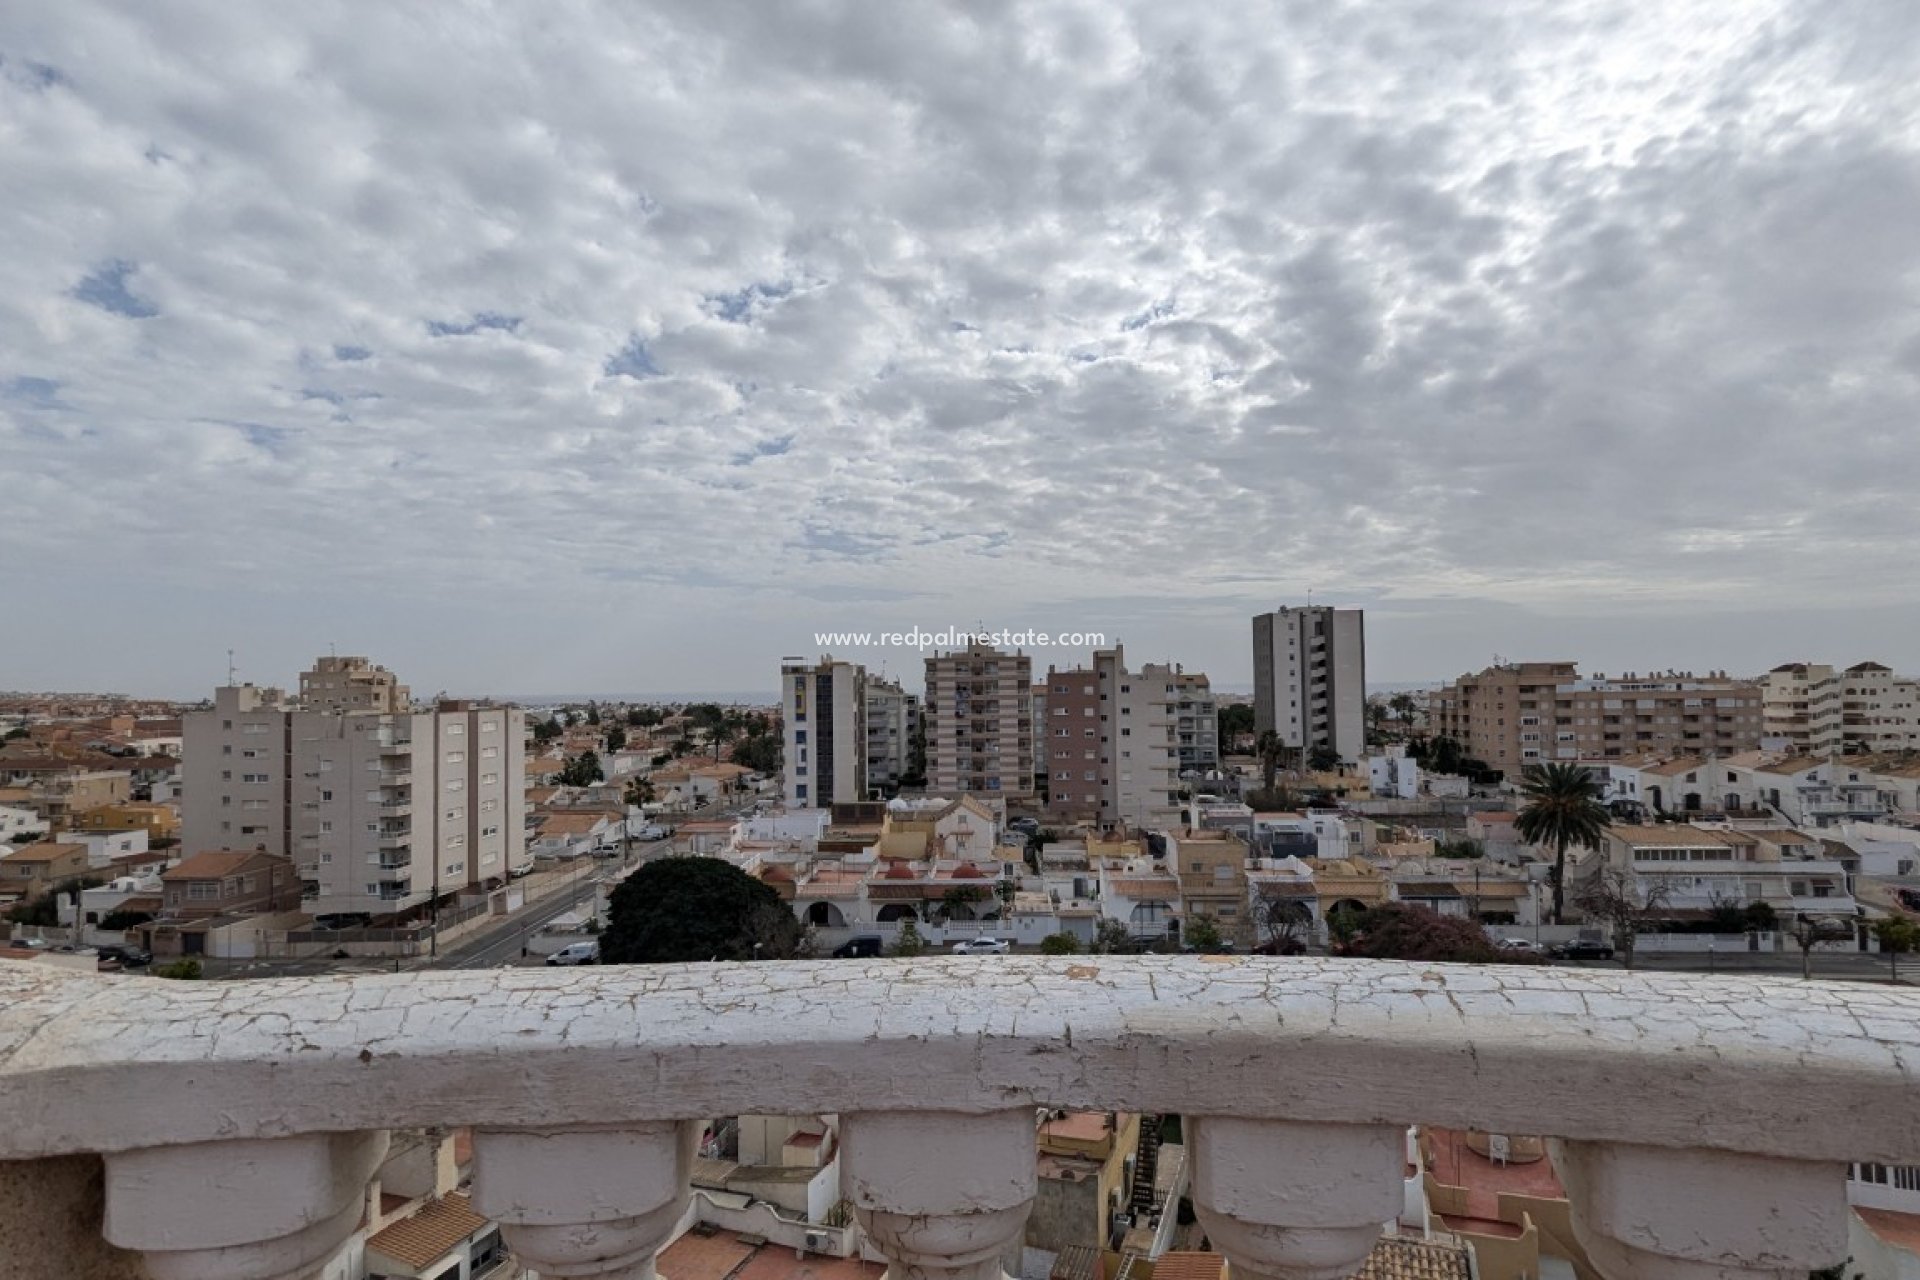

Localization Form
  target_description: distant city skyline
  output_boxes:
[6,2,1920,696]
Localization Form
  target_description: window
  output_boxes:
[446,724,465,736]
[482,746,498,758]
[446,751,465,764]
[481,721,497,732]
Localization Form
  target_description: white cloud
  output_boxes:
[3,0,1918,695]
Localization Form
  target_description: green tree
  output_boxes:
[731,733,781,776]
[1091,918,1133,953]
[1039,932,1082,955]
[153,959,203,980]
[1184,914,1225,952]
[1216,703,1255,752]
[624,777,657,809]
[628,706,665,728]
[605,725,627,754]
[2,726,28,742]
[585,702,602,726]
[600,858,802,963]
[1873,916,1919,982]
[939,884,987,921]
[1513,763,1612,924]
[531,715,564,746]
[1306,745,1342,772]
[1389,693,1418,722]
[1255,730,1286,796]
[1788,915,1855,981]
[557,751,605,787]
[890,919,927,957]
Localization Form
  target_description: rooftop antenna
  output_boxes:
[226,648,237,686]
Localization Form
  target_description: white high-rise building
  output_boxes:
[781,656,868,808]
[182,657,528,919]
[1252,606,1367,765]
[1096,647,1182,830]
[1766,661,1920,755]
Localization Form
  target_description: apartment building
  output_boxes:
[780,656,868,807]
[181,660,528,919]
[1172,669,1219,775]
[924,644,1034,799]
[1096,648,1181,831]
[1765,661,1920,754]
[1041,662,1102,823]
[1428,663,1763,775]
[1251,606,1367,764]
[863,677,920,793]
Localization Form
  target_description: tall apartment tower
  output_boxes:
[924,643,1034,798]
[781,656,868,807]
[1252,606,1367,764]
[1041,662,1101,823]
[864,676,920,793]
[182,658,528,919]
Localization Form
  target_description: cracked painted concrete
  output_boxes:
[1,957,1917,1167]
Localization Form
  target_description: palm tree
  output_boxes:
[1514,763,1611,924]
[1255,730,1286,797]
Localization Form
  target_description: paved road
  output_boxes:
[432,838,678,970]
[1550,949,1909,982]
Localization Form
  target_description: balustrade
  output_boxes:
[3,957,1916,1280]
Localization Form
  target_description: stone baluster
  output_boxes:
[840,1109,1037,1280]
[470,1120,695,1280]
[1188,1118,1404,1280]
[1553,1140,1850,1279]
[103,1130,389,1280]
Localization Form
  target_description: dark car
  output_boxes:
[96,945,152,969]
[832,935,885,959]
[1551,939,1615,961]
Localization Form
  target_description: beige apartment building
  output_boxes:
[1040,648,1189,830]
[182,659,528,919]
[924,643,1034,800]
[1428,662,1764,775]
[1764,661,1920,755]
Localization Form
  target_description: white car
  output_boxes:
[950,938,1010,955]
[1495,938,1545,954]
[546,941,600,966]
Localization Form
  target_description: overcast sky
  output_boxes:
[4,1,1919,700]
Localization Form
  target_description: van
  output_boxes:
[831,935,884,959]
[546,941,600,966]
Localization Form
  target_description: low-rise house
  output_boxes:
[1029,1111,1143,1256]
[1594,824,1856,918]
[0,841,91,902]
[70,801,179,843]
[0,803,48,845]
[59,827,149,869]
[1098,864,1181,941]
[1167,829,1251,941]
[158,850,300,920]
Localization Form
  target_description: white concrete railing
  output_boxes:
[4,957,1919,1280]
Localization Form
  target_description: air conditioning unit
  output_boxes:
[805,1232,828,1250]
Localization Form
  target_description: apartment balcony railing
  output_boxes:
[3,958,1918,1280]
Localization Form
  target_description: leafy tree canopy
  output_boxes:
[600,858,802,963]
[1332,903,1537,965]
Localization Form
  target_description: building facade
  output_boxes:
[924,644,1034,799]
[1096,648,1181,831]
[182,660,528,919]
[863,677,920,794]
[1765,661,1920,755]
[1251,606,1367,764]
[781,656,867,808]
[1428,663,1764,776]
[1173,670,1219,775]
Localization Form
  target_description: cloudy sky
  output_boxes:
[4,0,1919,699]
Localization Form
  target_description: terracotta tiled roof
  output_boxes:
[1352,1235,1473,1279]
[658,1229,758,1280]
[162,849,277,881]
[1151,1253,1225,1280]
[365,1193,489,1269]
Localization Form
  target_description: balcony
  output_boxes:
[2,958,1917,1280]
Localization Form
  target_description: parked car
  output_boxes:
[636,824,669,841]
[832,935,885,959]
[546,941,600,966]
[1007,817,1041,836]
[96,945,152,968]
[1494,938,1545,955]
[950,937,1011,955]
[1550,938,1615,961]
